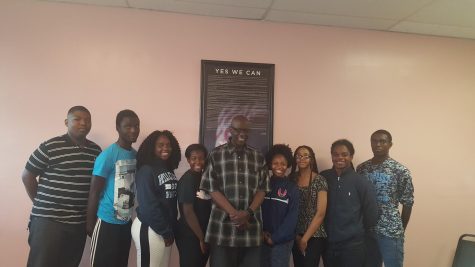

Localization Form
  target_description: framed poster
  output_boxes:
[200,60,274,155]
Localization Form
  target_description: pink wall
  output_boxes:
[1,1,474,266]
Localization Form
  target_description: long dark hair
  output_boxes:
[136,130,181,170]
[291,145,319,175]
[290,145,319,189]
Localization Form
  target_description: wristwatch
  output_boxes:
[246,207,254,217]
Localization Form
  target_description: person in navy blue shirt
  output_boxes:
[321,139,378,267]
[131,130,181,267]
[261,144,300,267]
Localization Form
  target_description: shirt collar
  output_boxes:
[225,139,249,155]
[371,157,392,166]
[63,133,92,148]
[331,166,356,177]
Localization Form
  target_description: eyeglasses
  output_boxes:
[230,126,250,134]
[296,155,311,160]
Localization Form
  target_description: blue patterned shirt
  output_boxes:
[357,157,414,238]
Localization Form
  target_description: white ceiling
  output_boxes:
[43,0,475,40]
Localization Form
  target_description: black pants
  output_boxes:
[209,244,260,267]
[325,239,366,267]
[27,217,86,267]
[90,219,132,267]
[292,237,326,267]
[176,234,209,267]
[364,233,382,267]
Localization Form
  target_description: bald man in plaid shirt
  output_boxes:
[200,115,270,267]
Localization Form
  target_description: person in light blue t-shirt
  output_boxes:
[86,109,140,267]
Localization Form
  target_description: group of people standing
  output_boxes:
[22,106,414,267]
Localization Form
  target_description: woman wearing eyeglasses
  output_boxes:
[291,146,328,267]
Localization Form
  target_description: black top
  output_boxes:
[320,167,378,244]
[136,159,178,239]
[177,169,212,238]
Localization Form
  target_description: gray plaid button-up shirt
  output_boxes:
[200,142,270,247]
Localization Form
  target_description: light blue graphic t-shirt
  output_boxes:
[93,143,137,224]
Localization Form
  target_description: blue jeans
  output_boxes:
[261,240,293,267]
[366,233,404,267]
[377,235,404,267]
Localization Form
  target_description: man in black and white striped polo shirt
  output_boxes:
[21,106,102,267]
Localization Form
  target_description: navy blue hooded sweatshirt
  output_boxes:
[261,176,300,244]
[135,159,178,240]
[321,167,378,244]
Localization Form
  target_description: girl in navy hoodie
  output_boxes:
[131,130,181,267]
[261,144,300,267]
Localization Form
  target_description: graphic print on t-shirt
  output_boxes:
[114,159,136,221]
[368,172,391,204]
[157,172,177,199]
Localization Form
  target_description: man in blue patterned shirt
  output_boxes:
[200,115,270,267]
[357,130,414,267]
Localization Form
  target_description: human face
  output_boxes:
[271,154,288,178]
[117,117,140,145]
[295,147,312,170]
[371,133,392,157]
[154,135,172,161]
[65,110,91,141]
[331,145,353,173]
[187,150,206,173]
[230,118,250,148]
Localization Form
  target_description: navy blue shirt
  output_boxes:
[261,176,300,244]
[321,167,378,244]
[135,159,178,239]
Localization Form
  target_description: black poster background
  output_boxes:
[200,60,274,155]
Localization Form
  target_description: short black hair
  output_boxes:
[331,139,355,156]
[67,106,90,116]
[265,144,293,170]
[291,145,319,174]
[116,109,139,128]
[372,129,392,142]
[136,130,181,170]
[185,144,208,159]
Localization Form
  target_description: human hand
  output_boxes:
[164,237,174,247]
[298,237,308,255]
[230,210,250,225]
[86,219,96,237]
[295,234,302,243]
[236,221,250,231]
[263,232,273,246]
[199,240,208,254]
